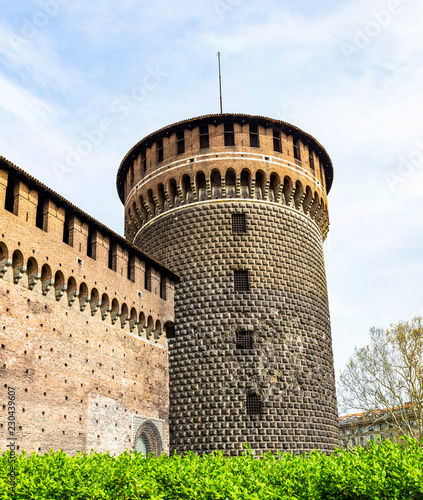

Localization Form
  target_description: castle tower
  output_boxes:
[117,114,341,455]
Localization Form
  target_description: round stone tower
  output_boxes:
[117,113,340,455]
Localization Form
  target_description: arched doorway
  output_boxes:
[133,420,163,456]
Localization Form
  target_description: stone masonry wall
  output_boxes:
[137,200,341,455]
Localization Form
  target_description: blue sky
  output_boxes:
[1,0,423,396]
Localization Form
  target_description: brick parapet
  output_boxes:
[117,115,331,242]
[0,162,177,343]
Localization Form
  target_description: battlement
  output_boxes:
[116,115,332,241]
[0,157,177,343]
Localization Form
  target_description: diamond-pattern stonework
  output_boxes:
[137,200,341,455]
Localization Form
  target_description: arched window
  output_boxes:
[269,173,280,202]
[0,242,11,279]
[79,282,89,311]
[12,250,25,284]
[158,184,167,211]
[294,181,304,210]
[210,170,221,199]
[121,303,129,328]
[240,170,250,198]
[133,420,163,456]
[100,293,110,320]
[54,271,66,301]
[129,308,138,332]
[26,257,39,290]
[283,176,293,206]
[182,176,193,204]
[90,288,100,316]
[255,171,265,200]
[164,321,175,339]
[196,172,207,201]
[169,179,179,207]
[67,277,78,307]
[225,170,236,198]
[111,298,120,325]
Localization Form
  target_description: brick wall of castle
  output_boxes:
[0,162,177,455]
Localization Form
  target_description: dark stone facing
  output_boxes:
[137,201,341,455]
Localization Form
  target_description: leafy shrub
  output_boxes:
[0,439,422,499]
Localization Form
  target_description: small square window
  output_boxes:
[232,213,246,233]
[236,330,253,350]
[246,394,262,415]
[234,270,249,292]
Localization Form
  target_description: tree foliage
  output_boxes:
[339,316,423,442]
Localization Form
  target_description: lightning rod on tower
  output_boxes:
[217,52,223,114]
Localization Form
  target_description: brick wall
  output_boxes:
[0,160,177,455]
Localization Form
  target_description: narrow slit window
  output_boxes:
[236,330,253,350]
[63,211,70,245]
[108,241,117,271]
[177,130,185,154]
[199,124,209,149]
[234,270,249,292]
[144,264,151,291]
[4,176,16,214]
[246,394,262,415]
[141,150,147,173]
[129,165,134,187]
[224,122,235,146]
[127,255,135,282]
[157,139,164,163]
[309,149,315,173]
[232,213,246,233]
[87,226,94,259]
[160,274,166,300]
[249,123,259,148]
[35,193,46,231]
[273,129,282,152]
[293,139,301,161]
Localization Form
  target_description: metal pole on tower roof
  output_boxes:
[217,52,223,114]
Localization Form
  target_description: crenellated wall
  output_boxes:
[0,157,178,455]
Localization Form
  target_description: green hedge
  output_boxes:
[1,439,422,499]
